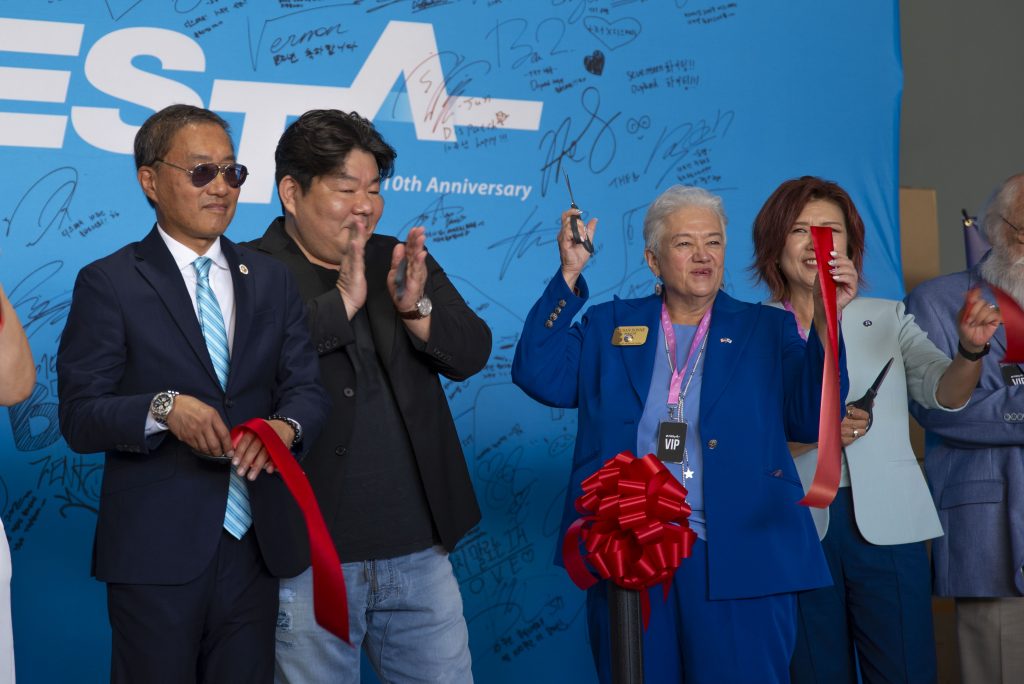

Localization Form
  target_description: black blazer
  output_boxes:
[246,219,489,556]
[57,227,329,584]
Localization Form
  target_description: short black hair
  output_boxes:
[134,105,233,208]
[134,104,232,170]
[275,110,397,196]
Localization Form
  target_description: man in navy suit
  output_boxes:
[905,173,1024,684]
[57,104,328,683]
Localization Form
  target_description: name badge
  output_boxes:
[656,421,687,464]
[1002,364,1024,387]
[611,326,649,346]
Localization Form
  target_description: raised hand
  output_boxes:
[558,208,598,290]
[827,252,858,311]
[336,223,370,319]
[388,225,429,313]
[957,288,1002,353]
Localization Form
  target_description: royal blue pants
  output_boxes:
[586,538,797,683]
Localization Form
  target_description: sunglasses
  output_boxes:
[155,159,248,188]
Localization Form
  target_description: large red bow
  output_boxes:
[562,451,697,627]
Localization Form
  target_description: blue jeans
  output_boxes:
[274,546,473,684]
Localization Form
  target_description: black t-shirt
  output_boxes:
[312,265,438,561]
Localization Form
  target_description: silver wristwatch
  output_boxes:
[399,296,433,320]
[150,390,180,426]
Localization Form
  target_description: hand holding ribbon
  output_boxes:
[562,451,697,628]
[230,418,350,644]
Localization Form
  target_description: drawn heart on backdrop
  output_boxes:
[583,17,642,51]
[583,50,605,76]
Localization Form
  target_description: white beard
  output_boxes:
[980,248,1024,308]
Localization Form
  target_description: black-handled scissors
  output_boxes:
[846,357,894,432]
[564,171,594,254]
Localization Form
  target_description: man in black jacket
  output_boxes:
[246,109,490,683]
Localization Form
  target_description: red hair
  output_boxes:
[750,176,866,301]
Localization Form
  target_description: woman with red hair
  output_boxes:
[751,176,999,683]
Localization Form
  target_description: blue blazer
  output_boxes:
[57,227,329,585]
[905,262,1024,597]
[513,272,844,600]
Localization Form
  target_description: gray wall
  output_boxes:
[900,0,1024,275]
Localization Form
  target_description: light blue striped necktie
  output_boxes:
[193,256,251,539]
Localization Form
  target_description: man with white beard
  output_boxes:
[905,173,1023,684]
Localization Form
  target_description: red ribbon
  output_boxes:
[231,418,350,644]
[798,227,842,509]
[562,451,697,628]
[993,287,1024,363]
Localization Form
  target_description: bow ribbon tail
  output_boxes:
[563,517,599,590]
[799,226,842,508]
[993,286,1024,363]
[231,418,350,644]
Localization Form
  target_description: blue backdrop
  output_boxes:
[0,1,902,681]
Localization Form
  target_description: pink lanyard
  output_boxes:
[782,300,809,341]
[659,301,712,411]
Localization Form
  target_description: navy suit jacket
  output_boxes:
[905,262,1024,597]
[513,272,844,600]
[57,227,328,585]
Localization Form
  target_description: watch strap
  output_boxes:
[958,340,991,361]
[399,296,432,320]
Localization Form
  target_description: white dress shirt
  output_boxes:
[145,225,236,435]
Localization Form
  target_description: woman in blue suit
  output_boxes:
[750,176,1000,683]
[512,185,858,683]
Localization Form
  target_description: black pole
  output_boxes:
[608,583,644,684]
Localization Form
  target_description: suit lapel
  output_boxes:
[134,227,221,388]
[700,290,755,416]
[619,295,662,404]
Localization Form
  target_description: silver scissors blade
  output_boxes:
[564,170,577,208]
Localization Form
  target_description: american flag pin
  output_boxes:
[239,264,249,275]
[720,337,732,343]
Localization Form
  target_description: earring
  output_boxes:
[654,280,663,296]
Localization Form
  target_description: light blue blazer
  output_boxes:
[781,297,950,544]
[906,264,1024,597]
[513,271,846,600]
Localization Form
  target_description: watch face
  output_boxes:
[152,392,173,419]
[416,297,433,317]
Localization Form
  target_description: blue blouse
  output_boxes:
[636,323,707,540]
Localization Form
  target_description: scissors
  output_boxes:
[564,171,594,254]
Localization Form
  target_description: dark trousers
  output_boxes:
[790,487,937,684]
[587,537,797,683]
[107,529,278,684]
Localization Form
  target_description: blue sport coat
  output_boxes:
[58,227,329,585]
[513,272,844,600]
[905,262,1024,597]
